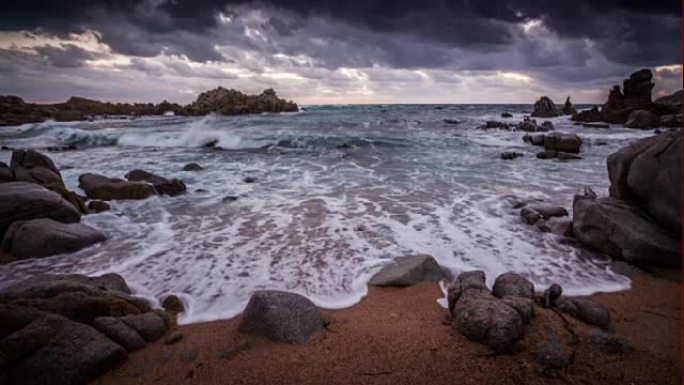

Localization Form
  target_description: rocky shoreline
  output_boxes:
[0,87,298,126]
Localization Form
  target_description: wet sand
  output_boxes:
[96,272,681,385]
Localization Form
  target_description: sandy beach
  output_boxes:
[94,272,681,385]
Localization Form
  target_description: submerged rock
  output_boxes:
[501,152,523,160]
[183,163,203,171]
[369,254,448,287]
[543,132,582,153]
[79,173,156,201]
[125,169,186,196]
[1,218,106,259]
[239,290,324,344]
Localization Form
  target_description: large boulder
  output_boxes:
[625,110,658,129]
[369,254,448,287]
[0,182,81,240]
[531,96,559,118]
[448,271,528,352]
[0,314,127,385]
[543,133,582,153]
[239,290,324,344]
[10,149,63,188]
[572,192,680,266]
[607,130,681,236]
[78,173,156,201]
[1,218,106,259]
[124,169,186,196]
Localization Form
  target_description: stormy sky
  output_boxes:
[0,0,681,104]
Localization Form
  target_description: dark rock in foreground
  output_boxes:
[0,182,81,240]
[1,218,105,259]
[239,290,324,344]
[369,254,448,287]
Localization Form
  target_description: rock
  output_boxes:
[561,96,577,115]
[608,261,643,277]
[492,273,534,299]
[588,329,634,354]
[625,110,658,129]
[543,133,582,153]
[535,331,572,369]
[443,119,461,125]
[654,90,682,107]
[79,173,156,200]
[520,204,568,225]
[44,184,89,214]
[536,151,582,160]
[239,290,324,344]
[520,207,543,224]
[0,182,81,240]
[164,331,183,345]
[186,87,298,116]
[183,163,203,171]
[531,96,559,118]
[448,271,526,352]
[88,200,111,213]
[481,121,509,130]
[623,69,654,109]
[572,193,680,266]
[125,169,186,196]
[607,129,681,236]
[536,151,557,159]
[501,112,513,118]
[2,218,105,259]
[516,117,540,132]
[583,123,610,128]
[161,295,185,313]
[523,133,545,146]
[120,312,168,342]
[554,297,611,328]
[10,149,63,188]
[500,296,535,324]
[92,316,146,352]
[0,161,13,182]
[536,217,573,237]
[243,176,257,183]
[369,254,448,287]
[542,284,562,308]
[0,273,151,324]
[540,121,554,131]
[1,314,127,385]
[659,114,682,128]
[500,152,523,160]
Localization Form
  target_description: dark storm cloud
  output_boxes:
[34,44,96,67]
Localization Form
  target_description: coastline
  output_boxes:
[95,272,681,385]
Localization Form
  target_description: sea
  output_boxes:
[0,104,656,324]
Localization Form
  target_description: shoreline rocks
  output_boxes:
[369,254,448,287]
[79,173,156,201]
[1,218,106,259]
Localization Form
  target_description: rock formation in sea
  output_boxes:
[531,96,559,118]
[0,87,298,126]
[572,69,681,127]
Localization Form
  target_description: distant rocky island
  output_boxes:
[0,87,298,126]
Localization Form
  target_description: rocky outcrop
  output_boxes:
[239,290,324,344]
[124,169,186,196]
[448,271,533,352]
[531,96,559,118]
[78,173,156,201]
[654,89,682,107]
[572,69,678,125]
[1,218,105,259]
[625,110,658,129]
[0,88,298,126]
[0,273,170,385]
[607,129,681,236]
[0,182,81,240]
[369,254,448,287]
[561,96,577,115]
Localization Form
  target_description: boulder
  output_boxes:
[448,271,526,352]
[239,290,324,344]
[523,133,545,146]
[536,217,573,237]
[92,316,146,352]
[607,130,681,236]
[124,169,186,196]
[2,218,106,259]
[540,121,554,131]
[78,173,156,201]
[0,182,81,240]
[625,110,658,129]
[554,297,611,328]
[531,96,559,118]
[120,312,168,342]
[501,112,513,118]
[572,193,680,266]
[561,96,577,115]
[492,273,534,299]
[516,117,541,132]
[10,149,63,188]
[87,200,111,213]
[543,133,582,153]
[0,161,12,182]
[369,254,448,287]
[520,204,568,225]
[161,294,185,313]
[500,152,523,160]
[0,314,126,385]
[542,284,562,308]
